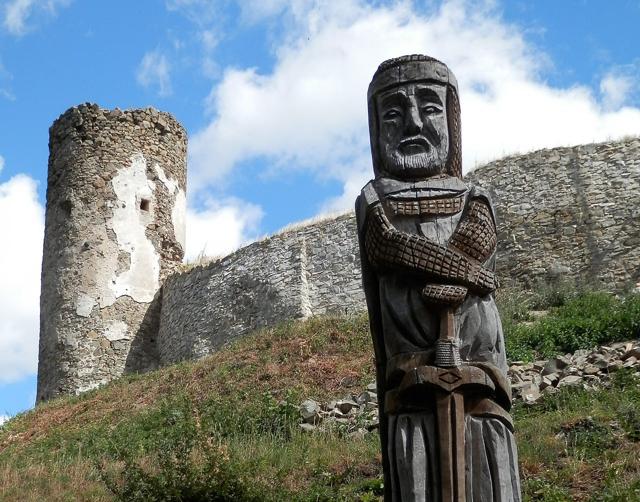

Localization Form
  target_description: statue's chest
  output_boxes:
[383,194,466,247]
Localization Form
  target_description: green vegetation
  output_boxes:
[499,286,640,361]
[0,288,638,501]
[515,369,640,501]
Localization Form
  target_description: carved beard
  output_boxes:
[381,143,448,178]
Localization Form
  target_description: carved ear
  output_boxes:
[445,84,462,179]
[367,96,384,177]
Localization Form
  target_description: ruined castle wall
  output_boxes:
[157,137,639,366]
[157,214,365,364]
[38,104,187,401]
[299,215,365,316]
[466,137,640,291]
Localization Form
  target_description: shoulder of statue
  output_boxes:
[356,180,379,233]
[360,180,380,206]
[467,183,491,203]
[466,183,497,226]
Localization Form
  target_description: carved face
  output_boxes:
[376,82,449,178]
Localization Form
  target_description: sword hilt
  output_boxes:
[435,308,462,367]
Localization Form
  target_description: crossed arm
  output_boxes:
[363,199,497,295]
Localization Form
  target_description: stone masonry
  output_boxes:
[158,214,364,364]
[157,137,639,366]
[37,106,639,399]
[38,104,187,401]
[466,138,640,291]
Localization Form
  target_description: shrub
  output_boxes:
[502,291,640,360]
[99,399,269,502]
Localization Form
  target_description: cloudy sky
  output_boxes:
[0,0,639,417]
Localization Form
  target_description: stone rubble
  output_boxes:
[298,340,640,433]
[510,340,640,404]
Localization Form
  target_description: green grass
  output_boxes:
[499,288,640,361]
[0,289,639,500]
[515,369,640,501]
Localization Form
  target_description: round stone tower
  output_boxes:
[38,103,187,401]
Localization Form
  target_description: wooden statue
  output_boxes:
[356,55,521,501]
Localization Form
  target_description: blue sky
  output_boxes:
[0,0,639,421]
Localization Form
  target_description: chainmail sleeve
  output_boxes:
[364,202,496,294]
[449,198,497,263]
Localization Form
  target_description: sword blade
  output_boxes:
[436,391,466,502]
[436,306,466,502]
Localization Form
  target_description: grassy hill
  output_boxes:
[1,288,639,501]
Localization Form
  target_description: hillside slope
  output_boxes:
[1,290,639,501]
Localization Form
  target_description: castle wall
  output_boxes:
[157,214,365,364]
[38,106,639,394]
[157,138,639,365]
[466,138,640,291]
[38,104,186,401]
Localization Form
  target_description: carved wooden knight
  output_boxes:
[356,55,521,501]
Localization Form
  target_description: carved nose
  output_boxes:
[404,105,423,135]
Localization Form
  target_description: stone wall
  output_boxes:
[38,104,187,401]
[158,137,639,365]
[466,137,640,291]
[158,214,365,364]
[39,110,639,396]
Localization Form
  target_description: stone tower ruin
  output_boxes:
[37,104,187,401]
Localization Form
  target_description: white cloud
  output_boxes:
[2,0,71,36]
[0,414,9,426]
[0,155,4,174]
[136,51,173,97]
[185,198,263,260]
[0,58,14,100]
[0,175,44,383]
[188,0,640,212]
[600,72,635,110]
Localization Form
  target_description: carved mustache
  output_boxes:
[399,136,431,149]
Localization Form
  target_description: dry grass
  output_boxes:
[0,308,639,500]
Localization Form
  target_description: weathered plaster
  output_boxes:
[75,293,96,317]
[103,320,130,341]
[108,153,160,305]
[155,162,186,251]
[172,189,187,251]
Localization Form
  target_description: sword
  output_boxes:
[435,308,466,502]
[424,285,468,502]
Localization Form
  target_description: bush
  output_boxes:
[502,292,640,361]
[99,399,269,502]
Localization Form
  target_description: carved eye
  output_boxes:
[383,109,402,121]
[421,105,442,115]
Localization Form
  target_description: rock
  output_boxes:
[356,391,377,405]
[348,428,369,440]
[366,382,378,392]
[542,356,571,376]
[300,399,320,424]
[607,360,624,372]
[591,356,610,369]
[336,399,359,414]
[533,360,547,371]
[521,382,541,404]
[622,348,640,361]
[540,375,557,390]
[299,423,316,432]
[583,364,601,376]
[558,375,583,387]
[547,262,571,278]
